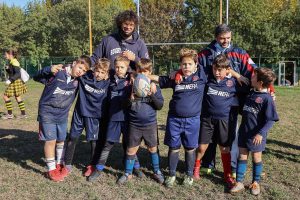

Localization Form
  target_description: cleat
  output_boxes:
[183,175,194,186]
[1,114,14,120]
[230,182,245,194]
[164,176,176,188]
[225,175,236,189]
[249,182,260,196]
[88,170,102,182]
[117,174,132,185]
[193,166,200,180]
[133,168,144,178]
[47,169,64,182]
[56,164,69,178]
[84,165,95,177]
[153,170,164,184]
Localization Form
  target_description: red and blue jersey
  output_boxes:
[74,70,110,118]
[34,66,79,123]
[159,65,207,117]
[202,76,237,120]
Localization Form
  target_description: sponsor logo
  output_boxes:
[53,87,75,95]
[255,97,263,104]
[226,80,233,87]
[110,48,122,56]
[175,83,198,91]
[207,87,230,97]
[84,84,106,94]
[243,105,259,115]
[192,75,199,81]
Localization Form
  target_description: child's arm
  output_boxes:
[148,74,173,89]
[33,64,63,84]
[253,121,275,145]
[149,87,164,110]
[230,69,250,86]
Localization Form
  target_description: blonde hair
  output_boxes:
[114,55,130,66]
[136,58,152,72]
[94,58,110,73]
[179,48,198,64]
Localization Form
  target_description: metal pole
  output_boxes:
[88,0,93,55]
[137,0,140,35]
[220,0,222,24]
[226,0,229,24]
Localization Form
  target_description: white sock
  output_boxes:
[56,143,65,165]
[46,157,56,171]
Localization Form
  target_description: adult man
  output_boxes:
[193,24,257,179]
[90,10,149,70]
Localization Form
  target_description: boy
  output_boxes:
[193,54,237,188]
[230,67,278,195]
[33,55,90,182]
[63,58,110,177]
[88,55,142,182]
[148,48,207,187]
[117,58,164,184]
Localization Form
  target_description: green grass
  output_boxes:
[0,81,299,200]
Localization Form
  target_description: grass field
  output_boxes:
[0,81,299,200]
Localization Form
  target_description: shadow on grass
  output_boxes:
[267,139,300,151]
[265,147,299,163]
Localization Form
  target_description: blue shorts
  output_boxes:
[69,111,100,141]
[164,115,200,149]
[238,131,267,152]
[39,122,68,141]
[106,121,128,143]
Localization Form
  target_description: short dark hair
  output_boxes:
[212,54,230,69]
[115,10,138,30]
[75,55,91,70]
[136,58,152,72]
[255,67,276,88]
[215,24,231,37]
[94,58,110,73]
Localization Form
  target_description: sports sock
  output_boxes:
[125,154,136,175]
[17,101,26,115]
[46,157,56,171]
[56,143,65,165]
[134,155,141,169]
[194,159,201,168]
[5,100,13,115]
[252,162,263,183]
[90,140,97,165]
[150,152,160,173]
[64,137,78,165]
[185,149,195,177]
[168,149,179,176]
[98,141,114,165]
[236,160,247,182]
[221,152,232,179]
[96,164,105,171]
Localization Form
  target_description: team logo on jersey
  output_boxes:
[226,80,233,87]
[53,87,75,95]
[124,80,129,86]
[110,48,122,56]
[84,84,106,94]
[175,83,198,91]
[207,87,230,97]
[192,75,199,81]
[255,97,263,104]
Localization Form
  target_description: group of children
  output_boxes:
[2,47,278,196]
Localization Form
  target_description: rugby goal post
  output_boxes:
[278,61,298,86]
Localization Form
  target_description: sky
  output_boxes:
[0,0,31,8]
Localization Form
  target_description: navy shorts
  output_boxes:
[69,111,100,141]
[39,121,67,141]
[199,117,230,147]
[164,115,200,149]
[128,123,158,148]
[238,131,267,152]
[106,121,128,143]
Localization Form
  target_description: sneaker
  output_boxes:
[230,182,245,194]
[225,175,236,189]
[153,170,164,184]
[47,169,64,182]
[249,182,260,196]
[200,167,213,175]
[56,164,69,178]
[84,165,95,177]
[164,176,176,188]
[193,166,200,180]
[133,168,144,178]
[87,170,102,182]
[183,175,194,186]
[117,174,132,185]
[17,114,28,119]
[1,114,14,120]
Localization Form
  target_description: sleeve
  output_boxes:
[158,76,173,89]
[9,66,21,82]
[136,40,149,63]
[198,49,211,75]
[33,66,53,84]
[150,87,164,110]
[239,50,257,80]
[90,39,106,67]
[258,120,275,138]
[264,97,279,122]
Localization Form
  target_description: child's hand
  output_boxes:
[122,50,135,61]
[236,75,249,86]
[253,134,263,145]
[149,82,157,95]
[51,64,63,74]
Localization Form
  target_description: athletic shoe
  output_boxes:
[249,182,260,196]
[230,182,245,194]
[153,170,164,184]
[84,165,95,177]
[225,175,236,189]
[87,169,102,182]
[1,114,14,120]
[56,164,69,178]
[47,169,64,182]
[200,167,213,175]
[117,174,132,185]
[16,114,28,119]
[193,166,200,180]
[133,168,144,178]
[164,176,176,188]
[183,175,194,186]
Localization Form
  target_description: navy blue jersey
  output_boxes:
[239,90,279,139]
[202,76,237,120]
[74,70,110,118]
[129,86,164,126]
[159,66,207,117]
[34,66,78,123]
[108,73,132,121]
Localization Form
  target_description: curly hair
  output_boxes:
[115,10,138,30]
[179,48,198,64]
[94,58,110,72]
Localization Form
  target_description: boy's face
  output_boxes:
[4,52,12,60]
[216,32,232,48]
[115,61,129,78]
[94,69,108,81]
[121,20,135,37]
[212,65,229,81]
[180,57,197,77]
[71,63,88,78]
[251,72,263,89]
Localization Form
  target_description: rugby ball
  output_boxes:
[133,73,150,97]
